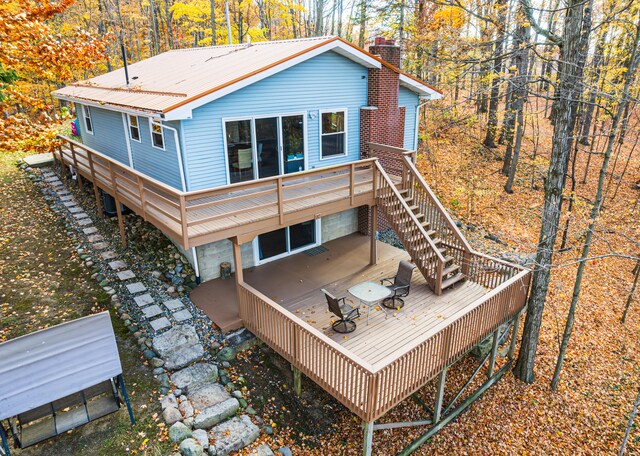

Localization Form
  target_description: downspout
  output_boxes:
[152,120,201,284]
[414,99,431,154]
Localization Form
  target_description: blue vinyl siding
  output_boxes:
[181,51,368,190]
[399,86,420,150]
[77,104,183,189]
[130,119,183,190]
[78,105,129,165]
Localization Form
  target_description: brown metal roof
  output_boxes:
[53,36,441,116]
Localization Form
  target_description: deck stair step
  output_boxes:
[441,272,466,290]
[375,163,470,295]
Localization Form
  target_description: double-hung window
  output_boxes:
[150,120,165,150]
[82,105,93,134]
[128,115,140,142]
[320,110,346,158]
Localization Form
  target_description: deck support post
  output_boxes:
[433,366,447,423]
[508,311,522,360]
[114,194,127,246]
[292,366,302,397]
[362,420,374,456]
[370,205,378,265]
[232,238,244,284]
[488,328,500,378]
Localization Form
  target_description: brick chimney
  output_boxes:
[358,37,406,236]
[360,37,405,159]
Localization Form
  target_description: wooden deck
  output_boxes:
[282,257,487,366]
[56,137,379,249]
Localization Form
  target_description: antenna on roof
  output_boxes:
[120,41,130,87]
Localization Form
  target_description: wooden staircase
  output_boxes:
[374,159,471,295]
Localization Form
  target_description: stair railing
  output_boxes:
[375,161,445,294]
[401,156,473,276]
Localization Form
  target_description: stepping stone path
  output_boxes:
[126,282,147,294]
[153,325,204,370]
[142,304,164,319]
[134,294,154,307]
[32,167,266,455]
[108,260,127,270]
[116,270,136,280]
[150,316,172,331]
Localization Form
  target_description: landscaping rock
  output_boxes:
[276,447,292,456]
[207,415,260,456]
[191,429,209,450]
[180,438,204,456]
[169,421,192,443]
[153,325,205,370]
[179,399,195,419]
[171,363,219,393]
[163,406,182,425]
[218,347,236,362]
[151,357,165,368]
[193,398,239,429]
[189,384,231,411]
[161,394,178,410]
[254,444,276,456]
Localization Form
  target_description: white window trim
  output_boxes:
[81,105,94,135]
[221,112,308,185]
[319,108,348,160]
[252,219,322,266]
[128,115,141,143]
[149,118,166,150]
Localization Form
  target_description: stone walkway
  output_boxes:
[31,165,281,456]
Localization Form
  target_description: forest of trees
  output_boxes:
[1,0,640,450]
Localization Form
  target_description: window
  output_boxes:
[82,105,93,134]
[128,115,140,142]
[320,110,346,158]
[150,120,165,149]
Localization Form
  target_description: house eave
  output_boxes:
[54,94,164,119]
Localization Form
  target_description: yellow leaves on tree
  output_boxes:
[429,5,466,32]
[0,0,108,154]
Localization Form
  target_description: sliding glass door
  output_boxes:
[225,114,305,184]
[257,220,318,262]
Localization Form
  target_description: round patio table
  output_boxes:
[348,281,391,325]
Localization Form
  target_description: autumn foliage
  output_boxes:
[0,0,107,154]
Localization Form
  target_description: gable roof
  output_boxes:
[53,36,442,120]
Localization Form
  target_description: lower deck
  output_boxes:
[192,233,488,367]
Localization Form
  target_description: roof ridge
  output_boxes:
[169,36,335,52]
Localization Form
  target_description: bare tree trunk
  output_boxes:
[622,258,640,324]
[483,0,507,149]
[550,14,640,391]
[514,0,593,384]
[358,0,366,48]
[316,0,324,35]
[578,30,606,145]
[211,0,217,45]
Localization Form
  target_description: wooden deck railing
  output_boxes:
[56,136,378,248]
[238,266,531,422]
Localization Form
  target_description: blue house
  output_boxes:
[52,38,532,455]
[54,36,441,285]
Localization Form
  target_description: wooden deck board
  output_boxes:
[271,245,489,366]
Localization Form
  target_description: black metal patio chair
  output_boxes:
[322,289,360,334]
[381,260,416,309]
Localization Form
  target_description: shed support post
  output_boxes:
[93,185,104,219]
[508,311,522,360]
[114,195,126,246]
[292,366,302,397]
[434,366,447,423]
[488,328,500,378]
[117,375,136,426]
[0,422,10,456]
[362,420,374,456]
[370,205,378,265]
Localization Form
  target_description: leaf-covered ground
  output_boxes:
[0,152,173,455]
